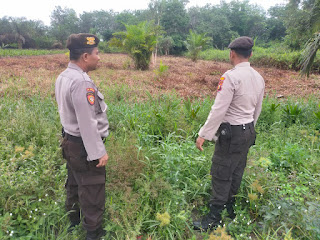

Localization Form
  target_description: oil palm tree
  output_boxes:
[185,30,212,62]
[300,0,320,76]
[111,21,159,70]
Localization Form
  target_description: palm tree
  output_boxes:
[185,30,212,62]
[299,0,320,77]
[111,21,159,70]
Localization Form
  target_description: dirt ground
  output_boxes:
[0,53,319,99]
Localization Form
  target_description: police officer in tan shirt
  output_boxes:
[193,36,265,231]
[55,33,108,240]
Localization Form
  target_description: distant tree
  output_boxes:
[185,30,211,62]
[299,0,320,76]
[161,0,189,54]
[265,5,287,41]
[110,21,159,70]
[158,36,174,55]
[79,10,117,41]
[115,11,140,31]
[148,0,166,25]
[50,6,79,46]
[220,0,267,39]
[148,0,167,61]
[188,5,238,49]
[0,17,48,49]
[0,17,25,49]
[283,0,315,49]
[0,17,12,35]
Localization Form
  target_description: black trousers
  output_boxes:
[61,135,106,231]
[210,122,256,205]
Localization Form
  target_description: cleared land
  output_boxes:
[1,53,319,99]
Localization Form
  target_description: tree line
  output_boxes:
[0,0,318,55]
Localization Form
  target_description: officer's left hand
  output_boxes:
[196,137,205,151]
[97,153,109,167]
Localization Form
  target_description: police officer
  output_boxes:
[193,36,265,231]
[55,33,109,240]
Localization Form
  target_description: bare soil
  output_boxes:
[0,53,319,99]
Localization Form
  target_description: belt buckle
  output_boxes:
[242,124,246,130]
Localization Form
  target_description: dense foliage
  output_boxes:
[110,21,159,70]
[1,87,319,239]
[0,0,318,55]
[200,45,320,71]
[185,30,211,62]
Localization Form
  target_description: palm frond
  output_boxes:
[299,32,320,77]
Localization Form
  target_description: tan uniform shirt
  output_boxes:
[55,62,109,161]
[199,62,265,141]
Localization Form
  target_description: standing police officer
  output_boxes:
[193,36,265,231]
[55,33,109,240]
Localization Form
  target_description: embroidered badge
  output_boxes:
[86,88,95,92]
[86,37,95,45]
[217,77,225,91]
[86,88,95,105]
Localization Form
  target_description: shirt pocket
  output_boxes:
[95,91,108,113]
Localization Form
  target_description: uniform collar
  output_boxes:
[235,62,250,68]
[68,62,85,73]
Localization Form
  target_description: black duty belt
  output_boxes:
[64,132,106,143]
[231,121,254,131]
[65,133,83,143]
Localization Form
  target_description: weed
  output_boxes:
[154,60,169,80]
[257,97,281,129]
[282,102,303,126]
[183,97,201,122]
[314,104,320,130]
[1,56,319,239]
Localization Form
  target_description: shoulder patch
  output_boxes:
[217,77,225,91]
[86,88,95,105]
[86,88,95,93]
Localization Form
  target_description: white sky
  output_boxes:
[1,0,287,26]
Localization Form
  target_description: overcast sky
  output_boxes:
[1,0,287,26]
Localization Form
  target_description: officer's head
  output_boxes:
[228,36,253,65]
[66,33,100,72]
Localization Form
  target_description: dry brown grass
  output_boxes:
[0,53,319,99]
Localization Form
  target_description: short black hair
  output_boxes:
[69,48,95,61]
[232,48,252,58]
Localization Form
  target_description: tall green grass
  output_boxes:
[0,49,66,57]
[1,91,319,239]
[200,46,320,72]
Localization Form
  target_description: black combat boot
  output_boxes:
[86,226,106,240]
[193,204,224,231]
[67,209,80,233]
[226,198,236,220]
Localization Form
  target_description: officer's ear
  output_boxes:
[82,52,89,62]
[230,50,236,59]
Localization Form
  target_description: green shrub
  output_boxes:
[282,102,303,126]
[199,46,320,71]
[1,92,319,239]
[0,49,65,57]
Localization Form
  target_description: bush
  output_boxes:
[200,46,320,72]
[1,90,320,239]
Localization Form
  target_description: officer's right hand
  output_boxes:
[196,137,205,151]
[97,153,108,167]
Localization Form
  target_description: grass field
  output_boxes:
[0,53,320,239]
[200,46,320,72]
[0,49,66,57]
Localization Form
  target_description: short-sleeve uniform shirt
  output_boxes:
[55,62,109,160]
